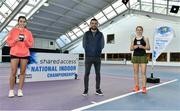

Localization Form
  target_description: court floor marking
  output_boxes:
[78,72,171,82]
[78,72,134,80]
[0,76,8,78]
[78,73,169,83]
[72,79,178,111]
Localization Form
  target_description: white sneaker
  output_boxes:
[17,89,23,97]
[8,90,15,98]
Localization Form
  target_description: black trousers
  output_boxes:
[84,57,101,91]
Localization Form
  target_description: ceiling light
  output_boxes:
[43,1,49,7]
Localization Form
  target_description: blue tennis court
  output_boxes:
[1,63,179,110]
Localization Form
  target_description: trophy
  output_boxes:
[19,34,25,41]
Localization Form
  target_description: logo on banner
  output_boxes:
[158,26,171,35]
[28,52,38,66]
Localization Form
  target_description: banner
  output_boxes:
[152,26,174,62]
[16,53,79,82]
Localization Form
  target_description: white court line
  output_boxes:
[0,76,8,78]
[91,101,97,104]
[78,73,133,80]
[72,79,178,111]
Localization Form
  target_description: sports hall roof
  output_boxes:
[0,0,180,49]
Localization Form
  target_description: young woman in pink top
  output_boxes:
[6,16,34,97]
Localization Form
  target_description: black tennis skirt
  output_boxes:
[10,55,29,60]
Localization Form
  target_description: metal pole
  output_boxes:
[151,30,155,78]
[152,0,154,13]
[151,58,154,78]
[166,0,169,15]
[139,0,142,11]
[0,48,2,62]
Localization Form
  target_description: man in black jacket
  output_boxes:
[82,18,104,96]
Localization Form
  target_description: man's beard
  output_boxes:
[91,27,97,31]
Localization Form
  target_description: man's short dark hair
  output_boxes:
[90,18,98,22]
